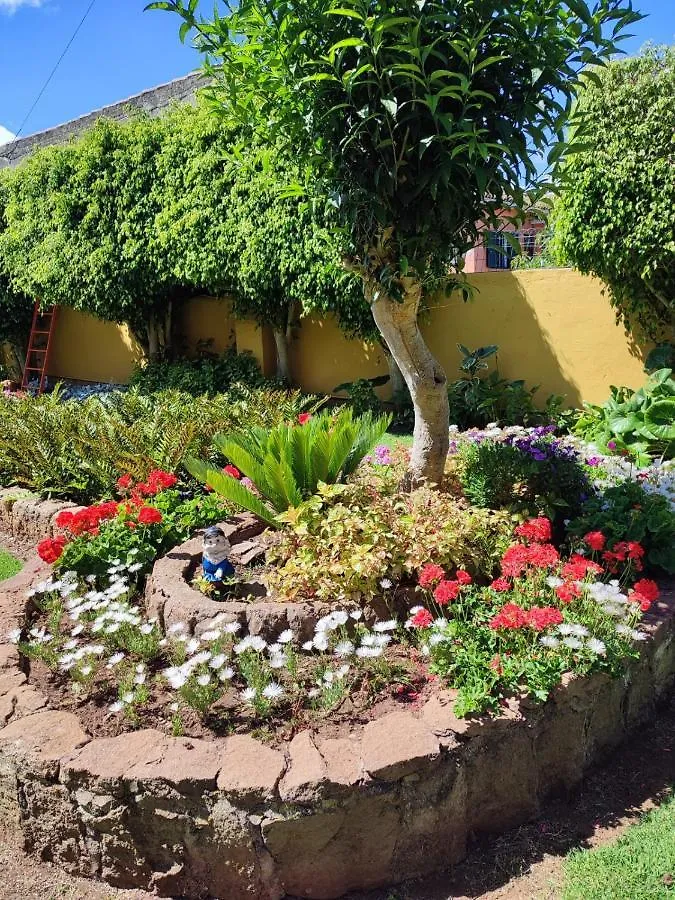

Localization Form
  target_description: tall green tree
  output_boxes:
[156,101,372,381]
[151,0,642,485]
[553,45,675,340]
[0,177,32,378]
[0,115,192,360]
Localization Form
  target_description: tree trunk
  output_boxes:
[146,320,160,362]
[370,277,449,486]
[383,347,407,406]
[273,326,291,383]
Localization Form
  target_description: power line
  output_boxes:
[4,0,97,161]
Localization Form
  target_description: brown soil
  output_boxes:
[26,647,435,747]
[0,696,672,900]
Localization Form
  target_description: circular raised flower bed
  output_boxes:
[0,516,673,899]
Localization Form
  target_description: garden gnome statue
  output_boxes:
[202,526,235,582]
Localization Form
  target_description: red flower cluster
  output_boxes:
[37,535,67,564]
[490,577,512,593]
[137,506,163,526]
[501,542,560,577]
[298,413,312,425]
[489,602,563,631]
[455,569,473,586]
[555,582,582,605]
[629,578,660,612]
[514,517,552,543]
[561,554,603,581]
[583,530,606,551]
[602,541,645,573]
[418,563,445,589]
[434,579,460,605]
[55,502,119,537]
[223,465,241,479]
[116,469,177,499]
[411,608,434,628]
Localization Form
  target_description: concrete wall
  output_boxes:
[44,270,651,407]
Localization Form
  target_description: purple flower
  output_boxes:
[607,441,617,450]
[585,457,602,467]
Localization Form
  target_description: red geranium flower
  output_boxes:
[501,544,531,577]
[434,579,460,605]
[147,469,178,491]
[54,509,75,530]
[297,413,312,425]
[223,464,241,479]
[116,473,133,491]
[489,603,530,630]
[137,506,163,526]
[527,543,560,569]
[37,535,67,564]
[632,578,659,602]
[583,530,606,551]
[411,608,434,628]
[418,563,445,588]
[490,577,511,593]
[555,582,581,605]
[515,517,552,543]
[561,555,603,580]
[455,569,472,585]
[527,606,564,631]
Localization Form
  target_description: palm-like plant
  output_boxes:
[186,408,391,526]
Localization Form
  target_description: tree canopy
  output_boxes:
[151,0,643,485]
[553,45,675,340]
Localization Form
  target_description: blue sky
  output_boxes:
[0,0,673,143]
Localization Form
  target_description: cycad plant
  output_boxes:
[186,408,391,526]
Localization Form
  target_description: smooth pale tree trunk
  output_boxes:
[145,301,174,362]
[383,347,407,404]
[273,327,291,383]
[370,276,449,486]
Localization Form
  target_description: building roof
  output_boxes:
[0,71,205,169]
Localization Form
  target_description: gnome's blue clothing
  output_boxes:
[202,556,235,582]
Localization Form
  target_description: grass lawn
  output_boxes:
[0,549,21,582]
[381,432,413,450]
[562,791,675,900]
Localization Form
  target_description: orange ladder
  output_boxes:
[21,303,58,394]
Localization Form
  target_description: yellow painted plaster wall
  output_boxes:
[287,269,650,407]
[178,296,235,356]
[47,308,144,384]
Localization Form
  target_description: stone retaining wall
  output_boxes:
[0,553,673,899]
[0,488,79,545]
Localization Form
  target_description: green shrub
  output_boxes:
[0,385,319,503]
[458,435,591,521]
[573,369,675,465]
[333,375,390,417]
[186,408,391,525]
[129,349,264,396]
[267,480,512,603]
[566,480,675,574]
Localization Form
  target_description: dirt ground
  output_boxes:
[0,696,671,900]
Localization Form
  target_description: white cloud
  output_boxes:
[0,125,16,147]
[0,0,47,12]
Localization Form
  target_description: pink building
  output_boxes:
[464,213,546,273]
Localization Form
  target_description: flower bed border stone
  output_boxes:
[0,556,673,898]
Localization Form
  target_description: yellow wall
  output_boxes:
[47,307,144,384]
[44,271,653,407]
[289,269,651,407]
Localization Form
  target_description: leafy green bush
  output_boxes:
[129,349,264,396]
[0,385,318,503]
[187,408,391,525]
[458,434,591,521]
[447,345,562,430]
[333,375,390,417]
[573,369,675,465]
[267,480,511,603]
[566,480,675,574]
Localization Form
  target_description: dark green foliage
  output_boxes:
[566,480,675,574]
[644,343,675,375]
[573,369,675,465]
[187,408,391,525]
[0,386,318,503]
[129,350,263,396]
[459,438,590,521]
[554,46,675,339]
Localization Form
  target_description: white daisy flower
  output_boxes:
[262,682,284,700]
[586,638,607,656]
[168,622,186,634]
[209,654,227,670]
[200,630,221,642]
[219,667,235,681]
[356,646,383,658]
[302,640,315,652]
[373,620,397,633]
[224,621,242,634]
[122,692,135,704]
[109,701,125,714]
[241,687,257,703]
[380,578,393,589]
[269,654,288,669]
[540,635,560,649]
[140,623,154,635]
[7,628,21,644]
[562,636,584,650]
[277,629,294,644]
[349,609,363,621]
[133,673,146,685]
[333,640,354,657]
[196,674,211,687]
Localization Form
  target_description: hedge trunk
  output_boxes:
[370,277,449,486]
[273,326,291,383]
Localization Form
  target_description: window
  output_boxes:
[486,231,516,269]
